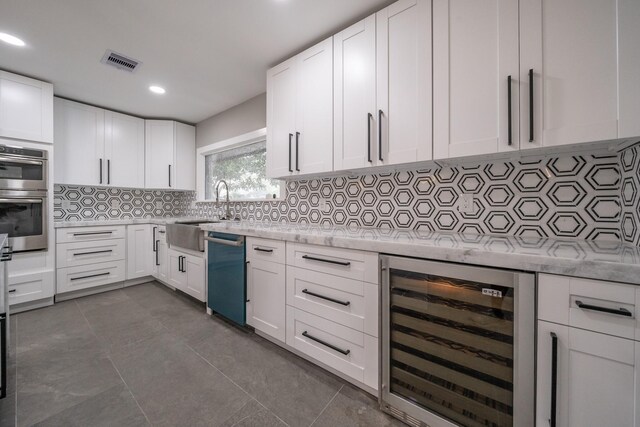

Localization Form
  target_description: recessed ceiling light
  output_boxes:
[149,85,166,95]
[0,32,26,47]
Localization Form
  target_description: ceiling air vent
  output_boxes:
[100,50,141,72]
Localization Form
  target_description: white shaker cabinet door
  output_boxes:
[295,37,334,175]
[433,0,519,159]
[536,321,639,427]
[174,122,196,191]
[266,58,297,179]
[521,0,640,148]
[126,224,153,280]
[104,111,145,188]
[183,254,205,302]
[376,0,432,166]
[247,258,286,343]
[333,15,377,171]
[0,71,53,143]
[54,98,105,186]
[145,120,175,189]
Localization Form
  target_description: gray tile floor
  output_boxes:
[0,282,403,427]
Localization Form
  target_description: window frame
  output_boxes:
[196,128,284,202]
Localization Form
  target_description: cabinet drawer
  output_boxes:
[286,266,378,337]
[8,271,55,305]
[56,260,126,294]
[246,237,285,264]
[286,306,378,390]
[56,225,126,243]
[286,243,378,284]
[56,239,125,268]
[539,274,638,340]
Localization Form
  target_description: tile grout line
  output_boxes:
[186,342,290,427]
[308,384,343,427]
[74,299,153,426]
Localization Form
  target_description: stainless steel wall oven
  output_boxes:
[380,256,535,427]
[0,144,48,252]
[0,144,48,191]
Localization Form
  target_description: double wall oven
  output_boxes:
[0,144,48,252]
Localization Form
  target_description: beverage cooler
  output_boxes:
[380,256,535,427]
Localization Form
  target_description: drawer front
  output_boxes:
[539,274,638,339]
[286,266,378,337]
[56,225,126,243]
[9,271,55,305]
[57,260,126,294]
[286,306,378,390]
[56,239,125,268]
[246,237,286,264]
[286,243,378,284]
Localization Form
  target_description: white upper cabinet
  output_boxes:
[433,0,519,159]
[333,15,377,171]
[174,122,196,191]
[266,58,297,178]
[54,98,105,186]
[104,111,145,188]
[520,0,640,149]
[145,120,195,190]
[376,0,432,166]
[295,38,334,175]
[55,98,145,187]
[0,71,53,144]
[267,38,333,178]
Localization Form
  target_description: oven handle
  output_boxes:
[0,155,43,166]
[0,198,43,204]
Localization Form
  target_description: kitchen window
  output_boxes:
[201,137,281,201]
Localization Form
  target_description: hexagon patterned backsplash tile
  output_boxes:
[53,185,196,221]
[620,143,640,245]
[55,148,638,244]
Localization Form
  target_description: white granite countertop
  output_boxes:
[53,217,211,228]
[54,219,640,285]
[201,221,640,286]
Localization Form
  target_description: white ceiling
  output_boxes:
[0,0,391,124]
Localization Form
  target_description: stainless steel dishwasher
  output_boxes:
[380,256,535,427]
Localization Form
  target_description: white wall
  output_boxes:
[196,93,266,148]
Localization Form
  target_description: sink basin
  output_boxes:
[166,222,212,252]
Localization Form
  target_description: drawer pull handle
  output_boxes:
[302,289,350,306]
[550,332,558,427]
[70,272,110,281]
[254,247,273,253]
[8,289,16,293]
[72,231,114,237]
[575,300,633,317]
[301,255,351,267]
[302,331,350,356]
[73,250,113,257]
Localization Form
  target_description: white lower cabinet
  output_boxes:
[536,321,640,427]
[166,248,205,302]
[126,224,153,280]
[286,306,378,390]
[247,258,286,342]
[55,225,127,296]
[536,274,640,427]
[152,226,168,282]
